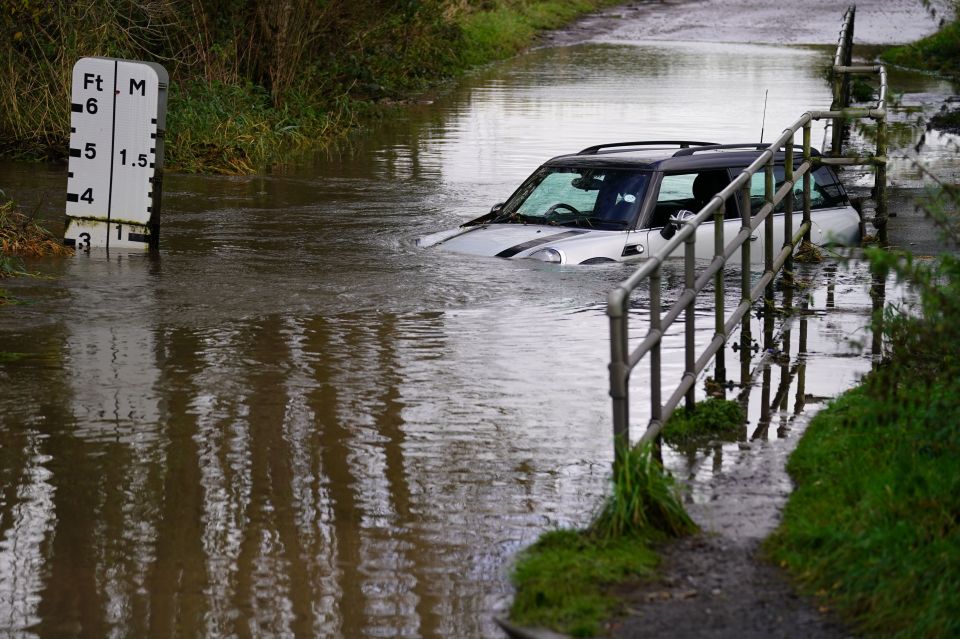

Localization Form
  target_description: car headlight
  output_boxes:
[527,248,563,264]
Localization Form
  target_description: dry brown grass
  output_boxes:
[0,199,72,258]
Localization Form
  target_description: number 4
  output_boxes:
[80,188,94,203]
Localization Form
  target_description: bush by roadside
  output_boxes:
[0,0,619,174]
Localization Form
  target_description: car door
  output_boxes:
[643,170,761,262]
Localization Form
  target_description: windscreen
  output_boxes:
[500,167,650,230]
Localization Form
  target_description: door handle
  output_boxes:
[750,235,759,242]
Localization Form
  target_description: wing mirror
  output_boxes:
[490,202,504,214]
[660,209,695,239]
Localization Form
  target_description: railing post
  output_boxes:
[831,5,855,157]
[843,7,856,107]
[784,135,795,280]
[650,267,663,447]
[609,289,630,469]
[740,179,753,385]
[764,158,775,320]
[802,123,812,244]
[684,225,696,411]
[714,200,726,388]
[876,113,888,243]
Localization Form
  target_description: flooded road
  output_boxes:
[0,2,950,637]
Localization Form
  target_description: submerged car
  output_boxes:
[419,141,861,264]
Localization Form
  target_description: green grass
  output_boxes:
[661,398,745,448]
[881,20,960,77]
[766,249,960,637]
[510,530,658,637]
[509,444,696,636]
[459,0,620,67]
[766,385,960,637]
[164,81,358,174]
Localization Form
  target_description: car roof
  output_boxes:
[542,141,822,172]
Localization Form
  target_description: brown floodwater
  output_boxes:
[0,4,951,636]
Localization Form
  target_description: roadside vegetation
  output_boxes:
[0,0,619,174]
[881,16,960,78]
[766,100,960,636]
[509,443,697,637]
[0,194,71,303]
[880,1,960,133]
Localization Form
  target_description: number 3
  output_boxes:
[78,232,91,250]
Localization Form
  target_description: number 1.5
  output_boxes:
[119,149,148,167]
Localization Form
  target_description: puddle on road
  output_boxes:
[668,259,898,541]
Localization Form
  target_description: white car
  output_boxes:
[419,141,861,264]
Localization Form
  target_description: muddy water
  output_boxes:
[0,10,945,639]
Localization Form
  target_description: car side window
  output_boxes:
[647,171,733,228]
[746,165,849,213]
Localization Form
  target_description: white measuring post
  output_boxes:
[65,58,168,251]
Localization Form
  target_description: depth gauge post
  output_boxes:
[64,57,168,251]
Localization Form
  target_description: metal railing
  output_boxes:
[607,5,887,462]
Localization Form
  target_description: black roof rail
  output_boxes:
[577,140,719,155]
[672,143,822,157]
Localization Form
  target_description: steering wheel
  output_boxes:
[545,202,581,218]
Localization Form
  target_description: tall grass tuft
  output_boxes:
[590,442,698,540]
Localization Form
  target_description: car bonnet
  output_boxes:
[433,223,597,258]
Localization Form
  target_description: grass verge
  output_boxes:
[881,19,960,78]
[459,0,620,67]
[509,444,697,636]
[766,249,960,637]
[765,384,960,637]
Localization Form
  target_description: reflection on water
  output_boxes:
[0,37,891,638]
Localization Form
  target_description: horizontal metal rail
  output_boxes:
[607,5,887,462]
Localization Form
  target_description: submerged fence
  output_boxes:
[607,5,887,461]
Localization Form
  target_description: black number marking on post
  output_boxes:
[119,149,126,165]
[78,232,91,250]
[80,188,94,203]
[84,142,96,159]
[116,224,122,240]
[85,97,98,114]
[138,153,147,167]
